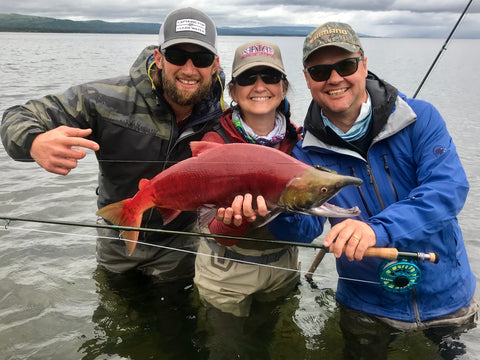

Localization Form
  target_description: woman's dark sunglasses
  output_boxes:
[233,69,285,86]
[162,47,215,68]
[306,56,364,82]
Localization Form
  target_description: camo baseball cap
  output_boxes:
[232,40,286,78]
[303,22,363,65]
[159,7,218,55]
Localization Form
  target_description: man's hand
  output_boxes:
[323,219,376,261]
[30,126,100,175]
[215,194,268,226]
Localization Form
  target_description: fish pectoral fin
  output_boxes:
[156,207,182,225]
[252,209,282,228]
[197,204,218,230]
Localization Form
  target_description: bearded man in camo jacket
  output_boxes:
[0,8,226,283]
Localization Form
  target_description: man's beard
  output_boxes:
[161,72,213,106]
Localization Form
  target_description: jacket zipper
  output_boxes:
[366,162,386,210]
[412,289,423,326]
[142,104,178,237]
[382,154,399,202]
[164,111,178,171]
[367,152,419,323]
[351,167,373,218]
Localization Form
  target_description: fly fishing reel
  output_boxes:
[379,259,421,293]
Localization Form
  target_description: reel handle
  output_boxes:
[304,247,439,282]
[362,248,439,263]
[363,247,399,260]
[324,246,439,263]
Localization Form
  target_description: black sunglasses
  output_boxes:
[233,69,285,86]
[162,47,215,68]
[306,56,364,82]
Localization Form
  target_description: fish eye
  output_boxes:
[320,187,328,193]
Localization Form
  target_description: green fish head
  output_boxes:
[279,167,363,216]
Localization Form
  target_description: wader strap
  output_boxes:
[212,123,232,143]
[205,238,288,265]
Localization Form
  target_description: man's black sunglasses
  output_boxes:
[306,56,364,82]
[162,47,215,68]
[233,69,285,86]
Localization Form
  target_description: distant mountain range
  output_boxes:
[0,13,330,37]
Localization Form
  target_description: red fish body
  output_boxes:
[97,141,363,254]
[150,144,308,209]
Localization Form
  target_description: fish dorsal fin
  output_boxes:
[138,178,150,190]
[190,141,223,157]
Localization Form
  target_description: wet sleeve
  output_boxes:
[208,218,250,246]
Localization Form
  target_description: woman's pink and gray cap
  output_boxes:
[232,40,286,78]
[303,22,363,65]
[158,7,218,55]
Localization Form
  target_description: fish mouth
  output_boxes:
[301,202,361,218]
[339,175,363,188]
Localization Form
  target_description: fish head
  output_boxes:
[279,166,363,217]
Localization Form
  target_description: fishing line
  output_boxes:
[9,158,303,165]
[0,215,439,264]
[8,158,172,164]
[413,0,473,98]
[0,222,378,286]
[0,215,328,250]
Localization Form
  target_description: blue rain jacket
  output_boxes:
[269,72,476,322]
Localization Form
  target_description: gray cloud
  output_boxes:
[1,0,478,38]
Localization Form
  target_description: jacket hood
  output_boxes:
[129,45,158,103]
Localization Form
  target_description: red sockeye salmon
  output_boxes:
[96,141,363,255]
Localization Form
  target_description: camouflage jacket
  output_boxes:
[1,45,225,238]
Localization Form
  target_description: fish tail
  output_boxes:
[96,199,141,256]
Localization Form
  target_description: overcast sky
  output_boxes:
[2,0,479,38]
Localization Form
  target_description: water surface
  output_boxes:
[1,33,479,359]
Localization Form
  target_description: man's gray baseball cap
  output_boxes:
[159,7,217,55]
[303,22,363,65]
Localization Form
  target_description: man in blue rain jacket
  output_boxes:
[268,21,477,358]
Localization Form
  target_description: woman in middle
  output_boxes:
[194,40,302,322]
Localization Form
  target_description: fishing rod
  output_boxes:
[305,245,439,293]
[413,0,473,98]
[0,215,438,264]
[0,220,383,287]
[305,246,438,278]
[0,215,322,249]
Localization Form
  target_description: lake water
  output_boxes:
[0,32,479,359]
